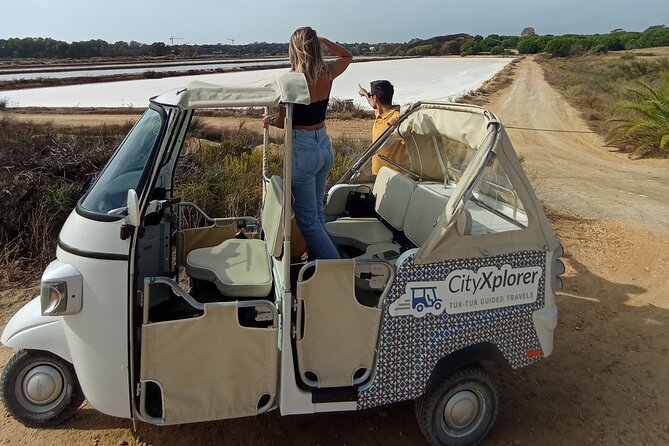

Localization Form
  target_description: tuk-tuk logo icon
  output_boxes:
[389,285,444,318]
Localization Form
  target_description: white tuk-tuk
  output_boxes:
[1,72,563,446]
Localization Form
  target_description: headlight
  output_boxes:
[40,261,83,316]
[41,282,68,315]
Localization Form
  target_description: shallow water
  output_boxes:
[0,59,289,81]
[2,58,510,108]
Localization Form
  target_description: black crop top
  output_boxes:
[292,98,329,126]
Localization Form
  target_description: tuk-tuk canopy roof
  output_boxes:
[397,102,497,152]
[150,72,311,109]
[389,102,559,263]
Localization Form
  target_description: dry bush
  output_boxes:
[175,125,369,219]
[573,94,600,109]
[0,115,128,283]
[328,98,373,120]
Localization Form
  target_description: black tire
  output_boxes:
[416,365,498,446]
[1,349,84,427]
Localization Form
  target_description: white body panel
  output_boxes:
[55,210,131,418]
[532,252,559,356]
[1,297,72,362]
[59,209,129,256]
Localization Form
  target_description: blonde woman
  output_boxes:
[263,27,352,259]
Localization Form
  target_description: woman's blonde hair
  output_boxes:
[289,27,328,84]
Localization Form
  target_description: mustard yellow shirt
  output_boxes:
[371,106,408,175]
[372,105,401,142]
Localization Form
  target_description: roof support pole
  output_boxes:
[262,106,270,202]
[283,104,293,294]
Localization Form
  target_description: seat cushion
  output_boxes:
[186,239,272,298]
[373,166,416,230]
[325,218,393,251]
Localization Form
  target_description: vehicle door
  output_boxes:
[133,109,279,425]
[293,259,393,389]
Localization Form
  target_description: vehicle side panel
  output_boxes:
[357,250,548,409]
[57,247,130,418]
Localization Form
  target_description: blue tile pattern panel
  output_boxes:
[357,250,546,410]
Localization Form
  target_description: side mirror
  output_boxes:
[126,189,140,227]
[107,190,141,240]
[106,189,141,226]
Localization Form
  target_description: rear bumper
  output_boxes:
[532,303,558,357]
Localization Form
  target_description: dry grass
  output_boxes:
[539,54,669,157]
[0,115,128,286]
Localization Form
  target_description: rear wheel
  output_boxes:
[416,365,498,446]
[1,349,84,427]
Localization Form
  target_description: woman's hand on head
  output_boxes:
[261,113,274,129]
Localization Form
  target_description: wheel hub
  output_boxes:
[443,390,480,430]
[23,365,64,406]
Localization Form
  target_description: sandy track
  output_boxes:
[488,58,669,234]
[2,59,669,445]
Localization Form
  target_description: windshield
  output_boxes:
[467,156,528,233]
[80,108,165,215]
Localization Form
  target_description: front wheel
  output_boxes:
[416,365,498,446]
[1,349,84,427]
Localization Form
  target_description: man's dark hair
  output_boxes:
[370,80,394,105]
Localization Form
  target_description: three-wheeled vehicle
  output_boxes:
[1,72,563,446]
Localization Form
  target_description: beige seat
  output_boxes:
[404,184,450,246]
[185,176,286,298]
[186,239,272,298]
[325,167,416,250]
[404,184,473,246]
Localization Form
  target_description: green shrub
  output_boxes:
[490,45,504,55]
[608,74,669,157]
[407,44,433,56]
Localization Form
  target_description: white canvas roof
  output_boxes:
[150,71,311,109]
[393,102,560,263]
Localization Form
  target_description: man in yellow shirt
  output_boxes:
[358,80,408,175]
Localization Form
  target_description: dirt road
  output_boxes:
[489,58,669,234]
[2,59,669,445]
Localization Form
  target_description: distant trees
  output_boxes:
[407,44,433,56]
[1,26,669,60]
[516,26,669,57]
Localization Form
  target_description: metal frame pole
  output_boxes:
[262,106,270,201]
[283,104,293,294]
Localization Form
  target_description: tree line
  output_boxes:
[1,26,667,60]
[515,25,669,57]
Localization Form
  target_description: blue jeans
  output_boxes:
[291,127,340,259]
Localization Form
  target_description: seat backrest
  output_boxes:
[404,184,449,246]
[372,166,416,230]
[261,176,284,258]
[261,176,308,259]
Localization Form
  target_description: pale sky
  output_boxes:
[2,0,667,44]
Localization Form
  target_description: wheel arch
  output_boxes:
[423,342,510,395]
[1,297,72,363]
